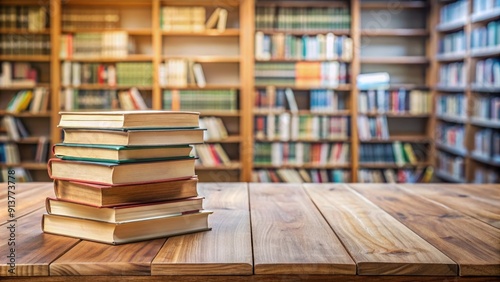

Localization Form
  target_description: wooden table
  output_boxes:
[1,182,499,281]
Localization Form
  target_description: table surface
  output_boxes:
[1,182,499,282]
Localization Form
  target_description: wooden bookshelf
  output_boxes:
[360,56,429,64]
[0,55,50,62]
[361,29,429,37]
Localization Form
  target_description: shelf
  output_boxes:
[163,56,240,63]
[358,162,430,169]
[204,136,241,143]
[0,83,50,90]
[256,29,351,36]
[195,162,241,170]
[435,85,466,92]
[162,29,240,37]
[62,28,152,36]
[470,46,500,58]
[360,136,432,143]
[360,56,429,64]
[161,0,240,7]
[436,115,467,124]
[199,111,240,117]
[0,55,50,62]
[470,84,500,93]
[0,28,50,34]
[470,117,500,129]
[435,52,466,62]
[360,112,431,118]
[255,138,350,143]
[162,84,240,90]
[254,110,351,116]
[360,1,428,9]
[62,84,153,90]
[0,136,45,144]
[0,162,47,170]
[361,29,429,37]
[471,7,500,23]
[0,111,52,118]
[436,142,467,157]
[470,153,500,167]
[63,55,153,62]
[253,164,351,169]
[256,58,352,63]
[435,170,466,183]
[254,84,351,91]
[436,19,467,33]
[384,84,430,90]
[256,1,348,8]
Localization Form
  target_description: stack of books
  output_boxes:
[42,110,210,245]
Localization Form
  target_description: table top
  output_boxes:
[1,182,499,282]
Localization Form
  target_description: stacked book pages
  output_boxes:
[42,110,210,245]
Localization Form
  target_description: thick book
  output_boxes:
[62,128,205,146]
[46,197,204,223]
[48,158,196,185]
[53,177,198,207]
[42,211,212,245]
[53,143,193,163]
[58,110,200,129]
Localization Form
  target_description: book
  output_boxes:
[62,128,205,146]
[46,197,204,223]
[48,157,196,185]
[58,110,200,129]
[217,8,228,32]
[206,7,221,29]
[53,177,198,207]
[42,210,212,245]
[53,143,193,163]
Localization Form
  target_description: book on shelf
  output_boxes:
[35,136,50,163]
[0,167,32,182]
[439,62,466,88]
[475,59,500,88]
[358,168,431,184]
[252,168,351,183]
[357,116,389,140]
[359,142,422,166]
[471,20,500,51]
[436,151,465,182]
[473,166,499,184]
[163,89,238,112]
[206,8,222,29]
[62,128,205,146]
[0,5,48,30]
[192,63,207,88]
[1,62,41,87]
[0,143,21,164]
[439,0,468,26]
[46,196,204,223]
[358,89,431,115]
[194,143,231,166]
[217,8,228,32]
[62,88,118,111]
[436,94,467,119]
[0,34,50,55]
[48,157,196,185]
[2,116,29,141]
[62,8,119,29]
[42,210,212,245]
[199,117,229,141]
[161,6,206,32]
[58,110,200,129]
[5,90,33,113]
[53,143,193,163]
[60,31,131,59]
[53,177,199,207]
[473,129,500,163]
[473,94,500,122]
[473,0,500,14]
[436,123,465,152]
[439,31,466,56]
[357,72,390,90]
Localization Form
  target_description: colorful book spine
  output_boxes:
[436,94,467,118]
[252,168,351,183]
[163,90,237,112]
[358,89,431,114]
[473,95,500,121]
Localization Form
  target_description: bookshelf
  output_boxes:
[431,0,500,184]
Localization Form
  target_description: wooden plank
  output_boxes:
[50,239,166,275]
[350,184,500,276]
[0,208,80,276]
[399,184,500,229]
[152,183,253,275]
[305,183,456,276]
[249,183,355,275]
[0,183,54,224]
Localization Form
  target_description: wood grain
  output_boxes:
[50,239,166,275]
[0,182,54,224]
[305,183,457,276]
[399,184,500,229]
[249,183,355,275]
[350,184,500,276]
[0,208,79,276]
[152,183,253,275]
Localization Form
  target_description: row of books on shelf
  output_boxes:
[255,6,351,31]
[1,62,41,87]
[160,7,228,32]
[0,6,48,31]
[194,143,231,167]
[473,0,500,14]
[475,59,500,88]
[160,59,206,88]
[252,168,351,183]
[3,116,28,140]
[439,0,467,25]
[255,32,353,61]
[439,62,466,88]
[436,94,467,118]
[254,142,350,167]
[62,61,153,87]
[436,151,465,182]
[62,8,119,30]
[473,129,500,163]
[358,89,431,115]
[436,124,466,153]
[0,167,33,182]
[199,117,228,141]
[163,90,237,112]
[471,20,500,50]
[0,34,50,56]
[357,116,389,141]
[60,32,135,59]
[255,114,349,141]
[5,88,49,114]
[359,142,426,166]
[439,31,466,55]
[0,143,20,164]
[255,62,349,87]
[473,95,500,121]
[62,88,148,111]
[358,167,433,184]
[473,166,499,183]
